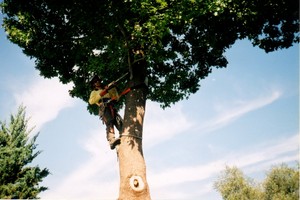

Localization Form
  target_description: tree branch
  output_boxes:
[117,24,133,79]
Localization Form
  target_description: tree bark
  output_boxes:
[117,60,151,199]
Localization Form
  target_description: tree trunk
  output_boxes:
[117,61,151,199]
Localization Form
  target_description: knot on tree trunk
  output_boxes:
[129,175,145,192]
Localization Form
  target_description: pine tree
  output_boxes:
[0,106,50,199]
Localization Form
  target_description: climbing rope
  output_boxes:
[120,134,142,140]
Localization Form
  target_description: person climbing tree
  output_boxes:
[88,75,123,150]
[2,0,298,198]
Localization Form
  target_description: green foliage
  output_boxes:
[264,163,299,200]
[0,106,50,199]
[214,163,299,200]
[1,0,299,109]
[214,166,263,200]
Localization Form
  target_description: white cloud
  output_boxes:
[14,76,76,131]
[41,128,120,200]
[143,102,193,147]
[232,134,299,168]
[197,90,282,134]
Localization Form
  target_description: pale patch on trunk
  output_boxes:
[133,106,145,125]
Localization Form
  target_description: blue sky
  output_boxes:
[0,16,299,199]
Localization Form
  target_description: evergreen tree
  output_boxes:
[0,106,50,199]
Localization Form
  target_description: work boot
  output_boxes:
[109,138,121,150]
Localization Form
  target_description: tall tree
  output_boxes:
[1,0,298,199]
[0,106,50,199]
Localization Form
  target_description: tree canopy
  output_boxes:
[214,166,264,199]
[1,0,299,110]
[0,106,50,199]
[264,163,299,200]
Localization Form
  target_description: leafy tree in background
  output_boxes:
[214,163,299,200]
[1,0,298,199]
[0,106,50,199]
[264,163,299,200]
[214,166,264,199]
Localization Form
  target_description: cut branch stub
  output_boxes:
[129,175,145,192]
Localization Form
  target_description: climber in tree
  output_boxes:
[89,75,122,150]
